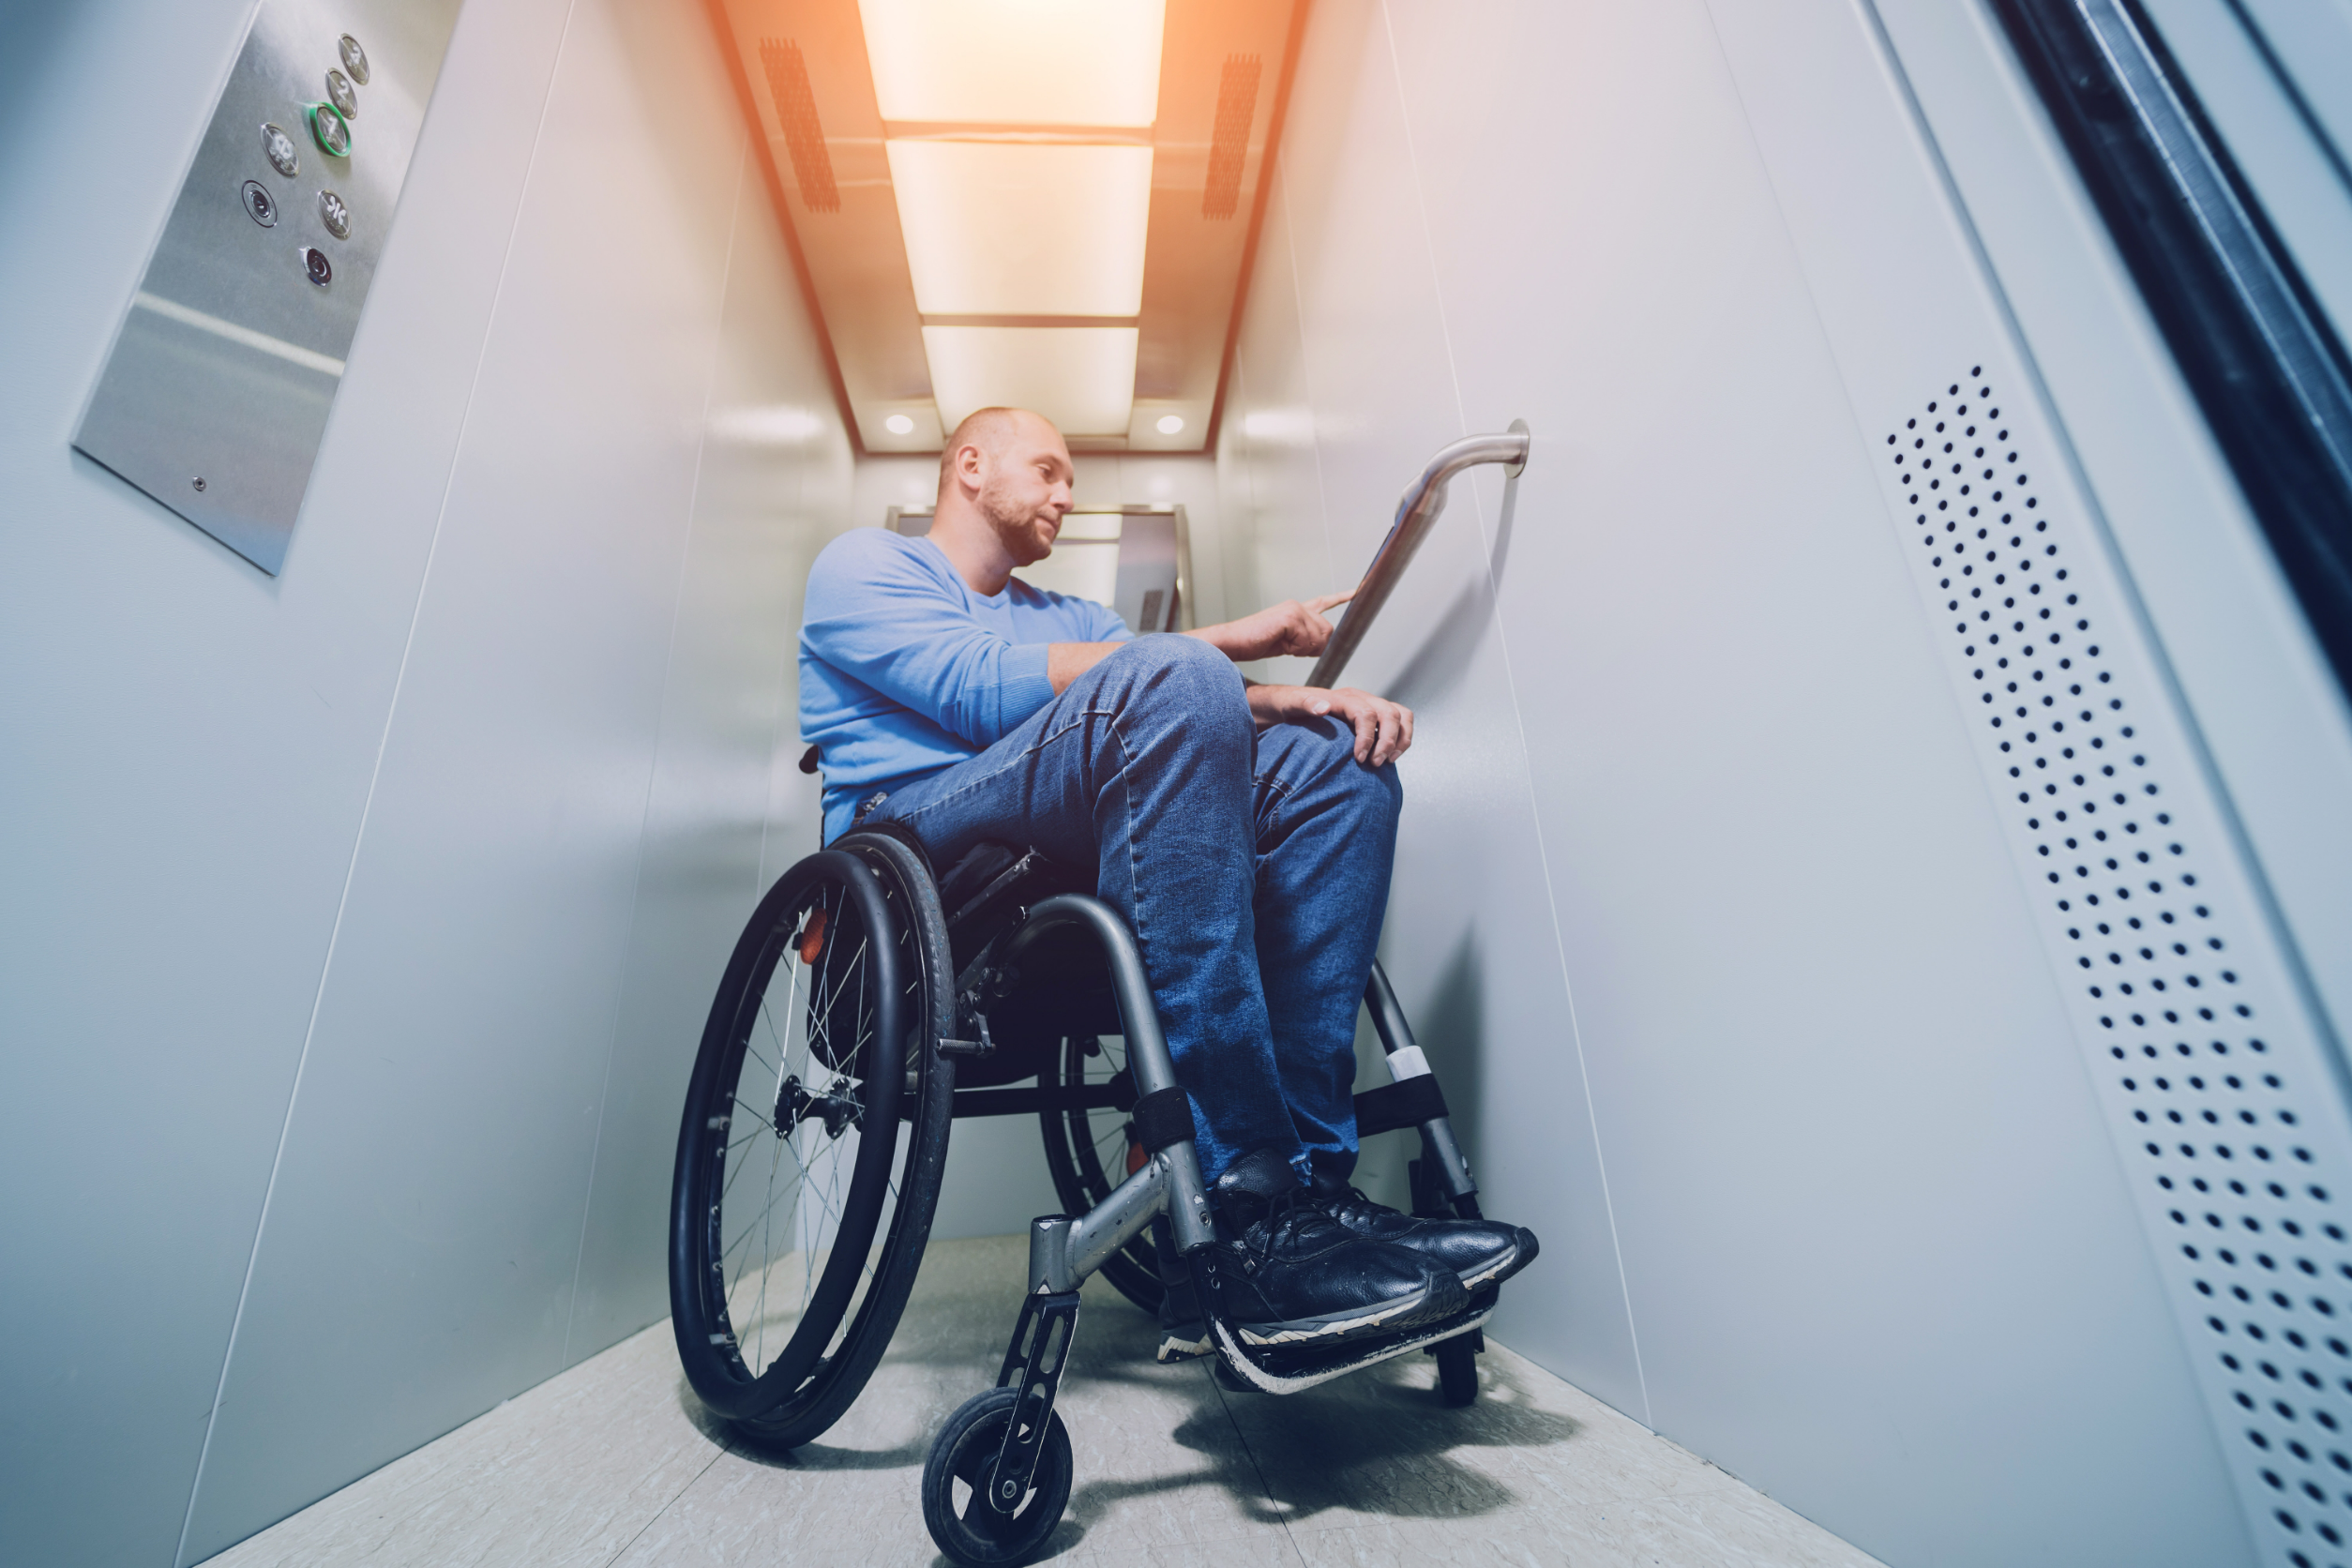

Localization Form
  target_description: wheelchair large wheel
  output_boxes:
[1038,1033,1164,1315]
[669,831,954,1447]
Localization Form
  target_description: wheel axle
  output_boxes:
[776,1073,861,1138]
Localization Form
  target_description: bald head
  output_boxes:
[930,406,1075,581]
[937,407,1053,498]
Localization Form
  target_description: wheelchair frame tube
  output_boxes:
[1003,896,1218,1262]
[1064,1155,1171,1283]
[1364,959,1479,1203]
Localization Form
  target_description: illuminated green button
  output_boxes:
[307,101,351,159]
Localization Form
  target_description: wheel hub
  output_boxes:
[776,1073,860,1138]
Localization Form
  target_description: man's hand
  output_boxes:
[1189,590,1354,664]
[1247,684,1415,766]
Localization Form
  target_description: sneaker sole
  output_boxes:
[1233,1274,1470,1347]
[1156,1328,1214,1363]
[1457,1229,1540,1292]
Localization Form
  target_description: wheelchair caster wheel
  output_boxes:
[1435,1336,1478,1407]
[922,1386,1073,1566]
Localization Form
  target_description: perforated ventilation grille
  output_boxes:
[1202,55,1260,219]
[761,38,838,214]
[1889,372,2352,1568]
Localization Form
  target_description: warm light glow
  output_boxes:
[888,142,1151,318]
[1154,414,1184,435]
[860,0,1166,127]
[1242,408,1315,446]
[707,405,824,446]
[923,325,1138,434]
[884,414,915,434]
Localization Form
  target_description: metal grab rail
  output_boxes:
[1304,421,1530,689]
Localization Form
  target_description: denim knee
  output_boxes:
[1289,716,1404,820]
[1100,635,1251,731]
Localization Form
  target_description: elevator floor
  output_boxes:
[205,1233,1883,1567]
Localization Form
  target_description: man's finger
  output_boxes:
[1304,589,1356,615]
[1374,707,1402,766]
[1396,704,1416,755]
[1350,706,1377,761]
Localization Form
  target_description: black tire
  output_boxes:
[1435,1335,1478,1407]
[1038,1033,1164,1314]
[921,1386,1074,1567]
[668,833,954,1447]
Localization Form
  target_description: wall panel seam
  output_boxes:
[170,5,586,1557]
[1273,170,1339,583]
[1373,0,1653,1428]
[559,125,753,1370]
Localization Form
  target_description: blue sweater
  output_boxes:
[799,529,1131,840]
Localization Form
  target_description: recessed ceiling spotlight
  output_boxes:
[884,414,915,435]
[1155,415,1184,435]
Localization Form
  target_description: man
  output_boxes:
[798,407,1535,1356]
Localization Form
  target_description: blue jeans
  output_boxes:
[867,637,1401,1184]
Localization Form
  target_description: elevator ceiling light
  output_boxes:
[859,0,1165,127]
[1154,415,1184,435]
[884,414,915,434]
[887,143,1151,318]
[923,324,1138,435]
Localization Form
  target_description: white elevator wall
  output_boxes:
[1210,3,2253,1565]
[0,2,852,1564]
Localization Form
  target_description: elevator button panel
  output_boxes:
[73,1,460,575]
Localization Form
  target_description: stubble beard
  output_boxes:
[979,476,1056,566]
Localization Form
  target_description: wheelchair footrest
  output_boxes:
[1208,1285,1497,1395]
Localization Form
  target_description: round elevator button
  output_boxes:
[241,180,278,226]
[318,189,350,240]
[339,34,370,85]
[308,101,351,158]
[325,68,357,119]
[301,247,332,288]
[262,122,298,177]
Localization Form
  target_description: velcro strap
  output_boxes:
[1353,1075,1448,1138]
[1129,1086,1195,1153]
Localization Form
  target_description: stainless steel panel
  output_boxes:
[73,0,460,575]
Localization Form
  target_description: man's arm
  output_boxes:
[1045,588,1414,766]
[1047,589,1354,690]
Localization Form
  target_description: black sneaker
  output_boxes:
[1308,1171,1540,1292]
[1204,1150,1469,1348]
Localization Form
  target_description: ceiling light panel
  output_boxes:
[860,0,1165,127]
[923,325,1138,435]
[888,142,1151,318]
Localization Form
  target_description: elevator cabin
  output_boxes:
[5,1,2352,1566]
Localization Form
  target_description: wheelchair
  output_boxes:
[667,822,1500,1565]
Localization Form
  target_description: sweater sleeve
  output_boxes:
[801,534,1058,748]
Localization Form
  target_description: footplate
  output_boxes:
[987,1289,1080,1515]
[1208,1285,1498,1395]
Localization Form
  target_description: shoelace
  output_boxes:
[1316,1184,1396,1227]
[1240,1185,1340,1268]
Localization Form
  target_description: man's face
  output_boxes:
[974,416,1075,566]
